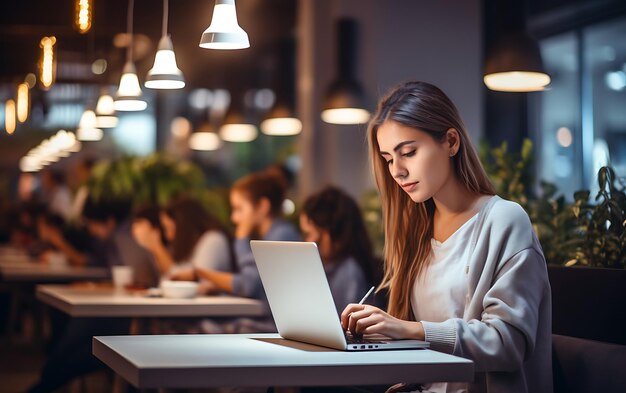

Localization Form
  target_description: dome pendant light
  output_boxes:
[260,104,302,136]
[114,0,147,111]
[146,0,185,89]
[199,0,249,50]
[484,32,551,92]
[261,39,302,136]
[190,121,222,151]
[219,96,257,142]
[321,18,369,125]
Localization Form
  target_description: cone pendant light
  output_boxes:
[114,0,147,111]
[199,0,249,50]
[146,0,185,89]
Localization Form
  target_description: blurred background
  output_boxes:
[1,1,626,392]
[0,0,623,203]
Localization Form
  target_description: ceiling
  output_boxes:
[0,0,297,90]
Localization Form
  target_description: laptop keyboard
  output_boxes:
[345,333,385,344]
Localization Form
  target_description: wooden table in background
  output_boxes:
[36,284,264,318]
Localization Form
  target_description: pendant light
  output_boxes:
[219,96,257,142]
[321,18,369,125]
[95,89,119,128]
[77,109,103,141]
[114,0,147,111]
[261,39,302,136]
[260,105,302,136]
[145,0,185,89]
[189,121,222,151]
[199,0,249,50]
[484,32,551,92]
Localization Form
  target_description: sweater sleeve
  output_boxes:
[231,237,263,298]
[231,220,301,299]
[421,247,549,373]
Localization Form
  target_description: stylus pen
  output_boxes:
[358,286,376,305]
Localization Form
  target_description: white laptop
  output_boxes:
[251,240,429,351]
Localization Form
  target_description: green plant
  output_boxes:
[88,154,206,207]
[361,189,385,255]
[478,139,533,206]
[568,167,626,268]
[481,139,625,269]
[525,181,579,266]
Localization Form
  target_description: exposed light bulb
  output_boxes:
[5,100,16,134]
[39,36,57,90]
[75,0,92,34]
[17,83,29,123]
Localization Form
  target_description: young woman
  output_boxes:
[132,197,233,287]
[300,186,376,312]
[196,169,301,299]
[341,81,552,393]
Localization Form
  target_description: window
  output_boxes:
[531,16,626,197]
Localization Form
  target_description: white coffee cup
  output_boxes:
[111,265,134,288]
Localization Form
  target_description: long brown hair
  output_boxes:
[301,186,375,287]
[367,81,495,320]
[164,196,234,264]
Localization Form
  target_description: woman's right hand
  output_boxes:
[340,303,425,340]
[234,219,256,239]
[131,220,162,252]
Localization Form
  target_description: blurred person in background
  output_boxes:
[196,169,301,332]
[68,156,96,224]
[132,197,234,294]
[39,168,72,221]
[36,211,92,266]
[300,186,377,312]
[28,197,160,393]
[81,197,160,287]
[9,201,45,249]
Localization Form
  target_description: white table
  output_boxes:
[93,334,474,389]
[36,284,265,317]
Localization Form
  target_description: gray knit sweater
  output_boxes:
[420,196,553,393]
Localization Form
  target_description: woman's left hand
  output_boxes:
[340,304,425,340]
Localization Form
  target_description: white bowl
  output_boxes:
[161,280,199,299]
